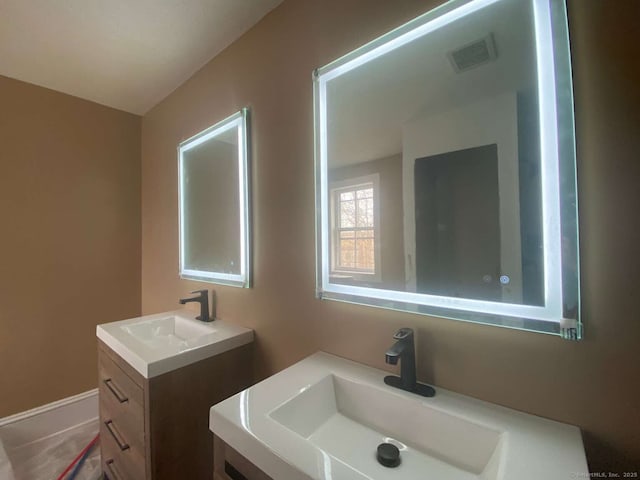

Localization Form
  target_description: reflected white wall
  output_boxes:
[402,92,522,302]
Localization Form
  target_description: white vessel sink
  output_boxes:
[97,310,253,378]
[210,352,588,480]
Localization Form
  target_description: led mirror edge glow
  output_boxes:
[239,107,252,288]
[314,0,579,334]
[533,0,563,319]
[177,109,250,288]
[551,0,581,338]
[323,281,557,321]
[178,144,184,276]
[181,272,247,288]
[178,111,243,151]
[313,72,325,298]
[316,0,501,82]
[322,291,561,336]
[314,72,332,297]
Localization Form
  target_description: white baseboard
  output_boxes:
[0,389,98,450]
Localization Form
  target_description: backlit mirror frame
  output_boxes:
[178,108,251,288]
[314,0,580,338]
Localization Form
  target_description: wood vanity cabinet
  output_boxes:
[98,340,253,480]
[213,435,273,480]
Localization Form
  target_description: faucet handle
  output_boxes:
[393,327,414,340]
[190,289,208,296]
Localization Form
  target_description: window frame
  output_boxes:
[329,174,381,282]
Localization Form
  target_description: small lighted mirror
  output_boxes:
[178,108,250,287]
[314,0,580,338]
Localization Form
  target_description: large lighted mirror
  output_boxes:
[178,108,250,287]
[314,0,580,337]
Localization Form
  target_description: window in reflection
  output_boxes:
[336,186,374,271]
[330,174,380,282]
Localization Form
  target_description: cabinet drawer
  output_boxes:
[99,395,145,453]
[99,351,145,454]
[99,349,144,406]
[101,418,146,480]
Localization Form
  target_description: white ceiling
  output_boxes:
[0,0,283,114]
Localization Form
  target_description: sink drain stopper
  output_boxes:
[376,443,401,468]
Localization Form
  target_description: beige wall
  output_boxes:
[141,0,640,471]
[0,76,141,417]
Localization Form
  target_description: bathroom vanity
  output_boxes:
[97,310,253,480]
[213,436,273,480]
[209,352,589,480]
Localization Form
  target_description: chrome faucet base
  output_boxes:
[384,375,435,398]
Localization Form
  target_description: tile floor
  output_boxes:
[2,419,101,480]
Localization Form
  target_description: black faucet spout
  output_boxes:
[384,327,435,397]
[385,340,405,365]
[179,289,212,322]
[385,353,400,365]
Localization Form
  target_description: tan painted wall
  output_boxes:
[0,76,141,417]
[141,0,640,471]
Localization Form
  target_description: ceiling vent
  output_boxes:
[448,34,498,73]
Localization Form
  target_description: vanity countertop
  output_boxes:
[209,352,588,480]
[97,309,253,378]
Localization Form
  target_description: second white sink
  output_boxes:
[209,352,588,480]
[121,314,215,349]
[270,374,503,479]
[97,310,253,378]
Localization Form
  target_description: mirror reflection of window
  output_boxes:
[330,175,380,283]
[335,185,375,272]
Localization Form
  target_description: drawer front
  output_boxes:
[100,395,145,454]
[101,419,146,480]
[99,351,145,451]
[99,350,144,407]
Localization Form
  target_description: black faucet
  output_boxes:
[179,289,212,322]
[384,328,435,397]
